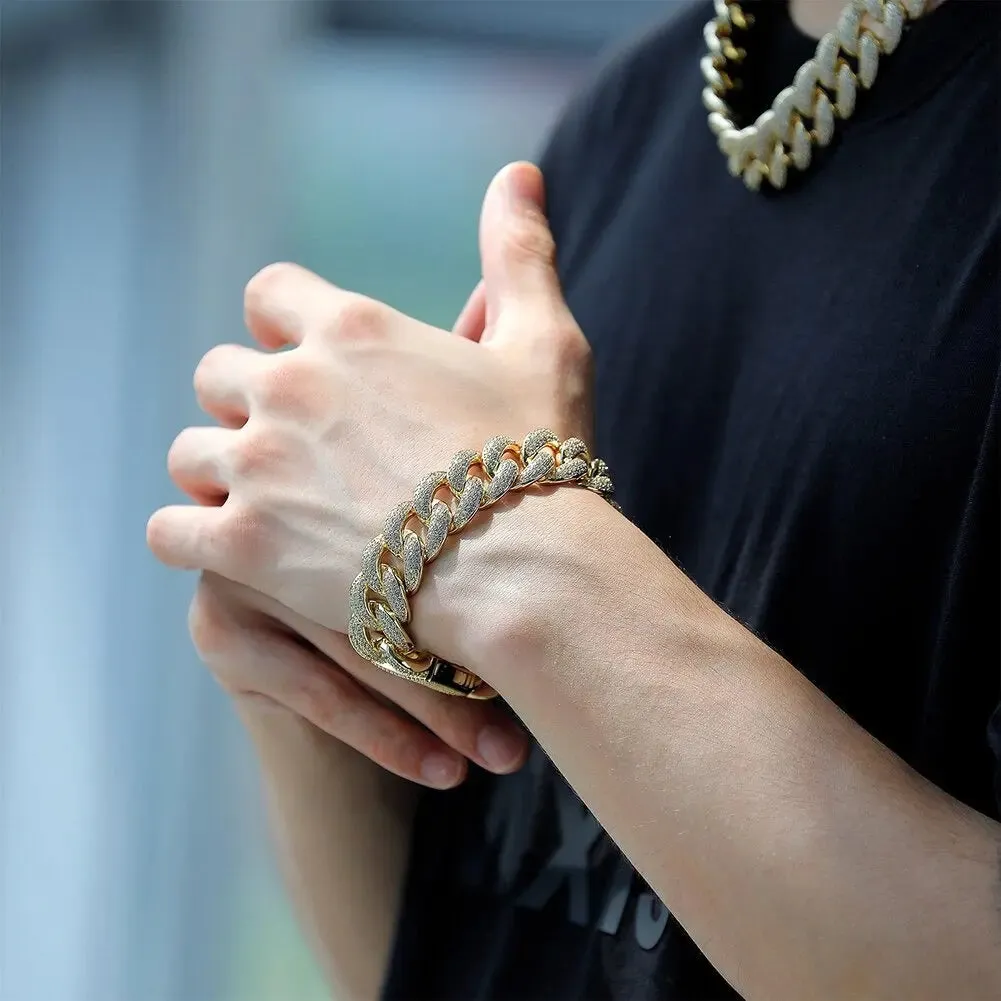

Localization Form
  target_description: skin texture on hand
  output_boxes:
[148,161,586,788]
[148,163,592,646]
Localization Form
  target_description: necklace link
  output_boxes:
[703,0,929,191]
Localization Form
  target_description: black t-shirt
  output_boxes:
[383,3,1001,998]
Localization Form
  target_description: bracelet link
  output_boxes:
[348,429,616,698]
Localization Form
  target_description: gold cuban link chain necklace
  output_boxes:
[702,0,930,190]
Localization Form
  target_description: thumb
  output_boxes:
[479,161,569,345]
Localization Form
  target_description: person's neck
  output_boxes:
[789,0,945,41]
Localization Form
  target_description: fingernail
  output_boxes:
[421,753,462,789]
[477,726,525,773]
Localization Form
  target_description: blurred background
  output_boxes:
[0,2,672,998]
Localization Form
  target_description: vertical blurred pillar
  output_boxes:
[0,1,306,999]
[131,4,305,999]
[0,13,154,1001]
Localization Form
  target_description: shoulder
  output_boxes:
[539,2,710,273]
[542,1,708,160]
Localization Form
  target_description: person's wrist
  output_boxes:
[410,483,620,682]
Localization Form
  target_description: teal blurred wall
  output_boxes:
[0,3,671,998]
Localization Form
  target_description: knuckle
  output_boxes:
[229,425,286,480]
[253,354,326,419]
[417,703,480,755]
[243,261,301,314]
[324,294,387,344]
[365,730,424,777]
[503,213,556,269]
[165,427,197,480]
[192,344,228,397]
[145,509,173,560]
[254,358,300,412]
[367,738,412,774]
[165,429,185,473]
[166,422,197,460]
[192,353,213,401]
[309,675,363,734]
[213,504,269,576]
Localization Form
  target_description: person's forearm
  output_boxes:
[237,696,417,1001]
[421,486,1001,1000]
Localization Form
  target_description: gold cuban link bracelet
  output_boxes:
[348,429,616,699]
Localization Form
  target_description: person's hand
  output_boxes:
[187,571,530,786]
[147,161,597,673]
